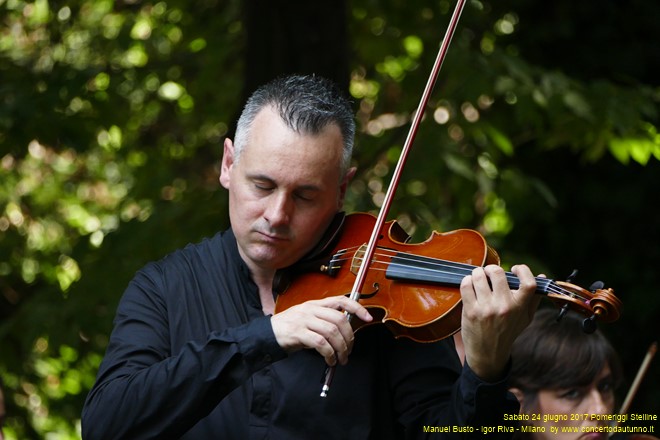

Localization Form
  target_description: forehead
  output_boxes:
[242,106,344,173]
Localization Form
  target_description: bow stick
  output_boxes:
[321,0,468,397]
[617,341,657,423]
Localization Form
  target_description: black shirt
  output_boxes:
[82,229,519,439]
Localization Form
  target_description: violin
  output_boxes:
[274,211,623,341]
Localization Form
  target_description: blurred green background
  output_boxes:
[1,0,659,438]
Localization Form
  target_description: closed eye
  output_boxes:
[250,175,276,193]
[294,191,315,202]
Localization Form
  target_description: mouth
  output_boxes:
[256,230,289,243]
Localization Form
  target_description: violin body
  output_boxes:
[274,212,500,342]
[274,212,622,343]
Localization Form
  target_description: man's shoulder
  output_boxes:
[140,230,235,280]
[172,230,229,260]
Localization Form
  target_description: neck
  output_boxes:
[250,268,276,315]
[385,252,553,294]
[235,243,277,314]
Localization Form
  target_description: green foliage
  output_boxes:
[1,0,659,438]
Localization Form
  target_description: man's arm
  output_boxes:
[81,267,286,439]
[459,264,541,381]
[391,264,539,439]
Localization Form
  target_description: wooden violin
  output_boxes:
[274,212,623,342]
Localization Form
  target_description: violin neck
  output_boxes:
[385,253,553,295]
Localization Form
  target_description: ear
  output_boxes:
[509,387,526,410]
[337,166,357,209]
[219,137,235,189]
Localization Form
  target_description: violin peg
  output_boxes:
[581,314,598,334]
[556,304,569,322]
[589,280,605,292]
[565,269,579,283]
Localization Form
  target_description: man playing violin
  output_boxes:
[82,74,540,439]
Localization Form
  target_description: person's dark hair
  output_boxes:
[510,308,623,410]
[234,74,355,177]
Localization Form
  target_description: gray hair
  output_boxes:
[233,75,355,177]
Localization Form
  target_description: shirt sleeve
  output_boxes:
[81,265,287,440]
[452,360,520,437]
[387,334,519,439]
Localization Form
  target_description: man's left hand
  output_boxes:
[459,264,541,381]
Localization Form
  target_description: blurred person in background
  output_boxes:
[509,308,623,440]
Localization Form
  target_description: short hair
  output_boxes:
[510,308,623,410]
[233,74,355,177]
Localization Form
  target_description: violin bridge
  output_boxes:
[351,244,367,275]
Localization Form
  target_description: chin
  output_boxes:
[248,246,294,269]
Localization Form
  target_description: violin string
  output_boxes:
[331,246,590,303]
[372,249,591,302]
[338,246,573,300]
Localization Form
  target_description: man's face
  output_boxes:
[220,106,351,275]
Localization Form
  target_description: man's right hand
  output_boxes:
[270,296,373,366]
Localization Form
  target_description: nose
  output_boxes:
[586,388,610,416]
[264,192,292,227]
